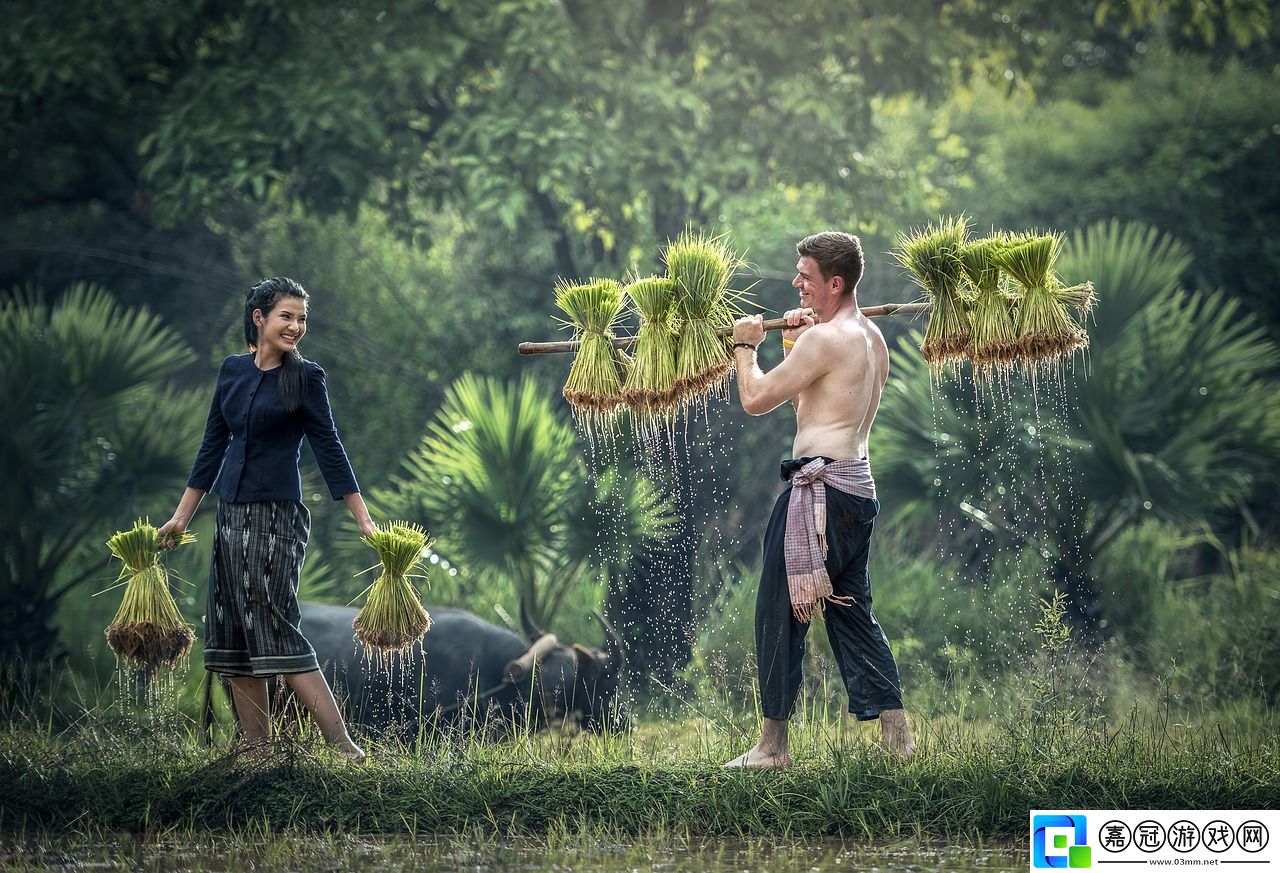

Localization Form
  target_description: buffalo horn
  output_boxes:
[519,598,550,642]
[504,632,561,682]
[592,610,627,675]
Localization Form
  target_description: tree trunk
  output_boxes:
[0,578,62,667]
[1050,557,1107,644]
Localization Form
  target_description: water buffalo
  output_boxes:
[298,601,628,739]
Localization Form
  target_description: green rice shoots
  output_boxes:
[958,236,1019,381]
[621,275,679,420]
[665,230,748,405]
[1052,280,1098,317]
[353,521,433,659]
[103,519,196,674]
[555,277,627,431]
[992,232,1089,371]
[892,216,973,373]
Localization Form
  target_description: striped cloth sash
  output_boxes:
[784,456,877,623]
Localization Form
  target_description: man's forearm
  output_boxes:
[734,345,767,414]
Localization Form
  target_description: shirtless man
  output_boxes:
[724,231,916,768]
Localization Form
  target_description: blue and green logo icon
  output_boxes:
[1033,814,1091,868]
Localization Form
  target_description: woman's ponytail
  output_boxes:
[278,348,306,413]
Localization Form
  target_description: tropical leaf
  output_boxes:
[378,374,576,596]
[373,373,678,629]
[1057,220,1191,353]
[0,284,202,660]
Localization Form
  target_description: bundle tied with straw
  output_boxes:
[892,215,973,371]
[665,230,747,403]
[620,275,679,416]
[992,232,1091,367]
[958,236,1019,379]
[554,277,627,428]
[353,521,433,658]
[104,519,196,674]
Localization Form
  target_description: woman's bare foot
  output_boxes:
[723,744,792,769]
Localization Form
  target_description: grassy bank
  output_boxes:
[2,708,1276,839]
[5,590,1277,841]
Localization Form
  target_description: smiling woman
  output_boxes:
[153,276,378,763]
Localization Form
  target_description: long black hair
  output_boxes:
[244,277,310,412]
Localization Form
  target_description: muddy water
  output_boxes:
[3,833,1026,872]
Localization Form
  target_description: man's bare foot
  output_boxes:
[879,708,917,760]
[723,746,792,769]
[336,740,367,764]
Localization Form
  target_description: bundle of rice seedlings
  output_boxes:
[1052,280,1098,317]
[353,521,433,658]
[665,230,747,404]
[620,275,679,417]
[958,236,1019,380]
[104,520,196,674]
[555,277,627,429]
[992,232,1088,367]
[892,216,972,371]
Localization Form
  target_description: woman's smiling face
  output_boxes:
[255,296,308,356]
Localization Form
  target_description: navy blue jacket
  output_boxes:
[187,354,360,503]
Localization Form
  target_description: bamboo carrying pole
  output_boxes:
[517,301,931,355]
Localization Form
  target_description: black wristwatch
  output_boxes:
[733,342,757,352]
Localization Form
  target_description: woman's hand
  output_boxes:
[344,492,377,539]
[156,515,189,550]
[157,488,207,548]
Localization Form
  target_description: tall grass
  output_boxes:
[2,704,1275,838]
[8,528,1277,840]
[3,606,1276,839]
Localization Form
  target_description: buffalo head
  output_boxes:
[503,601,628,732]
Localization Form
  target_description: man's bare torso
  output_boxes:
[791,311,888,460]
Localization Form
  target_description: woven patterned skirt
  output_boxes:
[204,500,320,677]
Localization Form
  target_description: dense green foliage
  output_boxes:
[0,286,204,662]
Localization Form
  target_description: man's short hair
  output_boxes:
[797,231,865,293]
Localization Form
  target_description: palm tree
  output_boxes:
[0,284,204,663]
[874,221,1280,626]
[373,373,676,630]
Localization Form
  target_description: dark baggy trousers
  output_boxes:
[756,460,904,721]
[204,500,320,677]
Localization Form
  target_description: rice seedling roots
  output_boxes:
[105,622,195,673]
[352,620,431,655]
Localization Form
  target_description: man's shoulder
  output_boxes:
[803,320,854,342]
[807,316,881,349]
